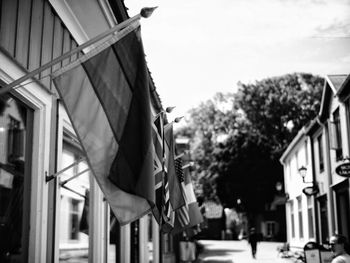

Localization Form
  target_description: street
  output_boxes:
[196,240,294,263]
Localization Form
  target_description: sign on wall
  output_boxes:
[335,162,350,177]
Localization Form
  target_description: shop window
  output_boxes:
[0,95,33,263]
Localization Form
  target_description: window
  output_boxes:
[266,221,276,237]
[295,150,299,172]
[58,142,90,261]
[317,134,324,172]
[305,141,308,166]
[333,109,343,161]
[70,199,80,240]
[288,161,292,180]
[307,197,314,238]
[290,201,295,238]
[297,196,303,238]
[7,117,25,163]
[0,95,33,262]
[130,220,140,263]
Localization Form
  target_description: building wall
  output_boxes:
[282,134,317,249]
[281,75,350,251]
[0,0,81,92]
[0,1,169,262]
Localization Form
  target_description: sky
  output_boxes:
[125,0,350,121]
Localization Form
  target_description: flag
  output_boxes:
[172,164,203,234]
[161,174,175,232]
[152,115,163,223]
[52,22,154,225]
[164,123,185,210]
[161,123,185,232]
[173,158,190,230]
[79,189,89,234]
[183,167,203,227]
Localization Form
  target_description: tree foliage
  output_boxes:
[235,73,323,159]
[176,73,324,213]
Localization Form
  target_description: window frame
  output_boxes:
[332,108,343,161]
[297,196,303,239]
[290,200,295,238]
[317,134,324,173]
[307,196,315,239]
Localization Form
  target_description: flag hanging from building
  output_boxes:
[164,123,185,210]
[160,123,185,232]
[183,166,203,228]
[152,114,164,223]
[52,22,154,225]
[172,163,203,234]
[172,158,190,231]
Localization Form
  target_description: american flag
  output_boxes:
[174,158,190,227]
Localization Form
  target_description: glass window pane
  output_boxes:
[58,146,90,263]
[0,95,32,263]
[109,210,120,263]
[297,197,303,238]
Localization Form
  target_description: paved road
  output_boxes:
[196,240,294,263]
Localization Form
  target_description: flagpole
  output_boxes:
[60,168,89,186]
[46,157,86,182]
[0,7,157,96]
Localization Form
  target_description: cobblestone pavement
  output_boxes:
[196,240,294,263]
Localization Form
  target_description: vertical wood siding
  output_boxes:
[0,0,79,92]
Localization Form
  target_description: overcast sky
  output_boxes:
[125,0,350,120]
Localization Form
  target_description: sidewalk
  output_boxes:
[196,240,294,263]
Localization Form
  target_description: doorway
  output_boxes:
[334,181,350,240]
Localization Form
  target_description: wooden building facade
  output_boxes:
[0,0,176,262]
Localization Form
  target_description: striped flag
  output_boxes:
[164,123,185,210]
[152,115,163,223]
[183,166,203,228]
[160,123,185,232]
[172,162,203,234]
[52,22,154,225]
[161,170,175,232]
[174,158,190,227]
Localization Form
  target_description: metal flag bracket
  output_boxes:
[45,157,87,183]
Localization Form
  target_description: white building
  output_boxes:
[280,74,350,251]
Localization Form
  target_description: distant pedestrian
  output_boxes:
[248,227,259,258]
[330,234,350,263]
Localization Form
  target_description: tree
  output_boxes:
[176,73,323,214]
[234,73,323,158]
